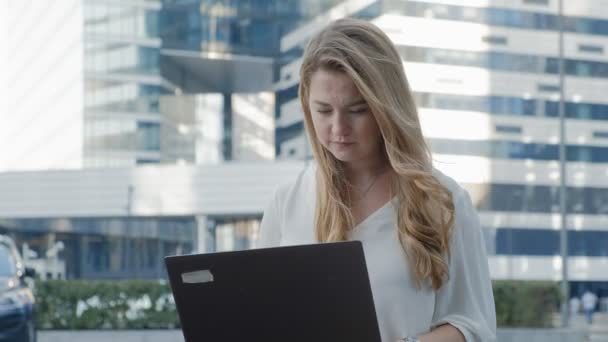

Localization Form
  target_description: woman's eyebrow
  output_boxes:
[312,99,367,107]
[348,99,367,107]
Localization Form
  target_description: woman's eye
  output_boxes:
[350,108,368,114]
[317,109,332,114]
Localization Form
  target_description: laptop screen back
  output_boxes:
[165,241,381,342]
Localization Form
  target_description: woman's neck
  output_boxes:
[343,156,390,186]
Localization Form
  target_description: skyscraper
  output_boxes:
[275,0,608,295]
[1,0,339,171]
[0,0,343,279]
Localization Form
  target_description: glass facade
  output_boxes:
[275,121,304,156]
[280,84,608,122]
[161,0,342,56]
[469,183,608,215]
[83,1,164,167]
[414,92,608,121]
[4,0,607,292]
[81,0,374,167]
[0,244,16,277]
[388,1,608,36]
[275,0,608,272]
[0,217,195,279]
[494,228,608,257]
[5,0,360,280]
[137,121,161,151]
[430,139,608,163]
[0,214,269,280]
[210,217,261,252]
[397,45,608,79]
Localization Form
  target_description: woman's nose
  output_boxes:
[331,112,350,135]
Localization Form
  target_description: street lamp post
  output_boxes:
[558,0,569,328]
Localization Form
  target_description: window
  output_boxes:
[430,138,608,163]
[495,125,522,134]
[482,35,508,45]
[593,131,608,139]
[579,44,604,54]
[136,159,160,164]
[475,183,608,214]
[0,245,16,277]
[276,84,298,107]
[538,84,560,92]
[404,1,608,36]
[136,122,160,151]
[397,44,608,77]
[495,229,608,257]
[413,92,608,120]
[522,0,549,5]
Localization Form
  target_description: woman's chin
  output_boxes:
[329,149,355,163]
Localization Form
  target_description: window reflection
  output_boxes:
[431,138,608,163]
[475,183,608,215]
[137,122,161,151]
[495,229,608,257]
[387,1,608,36]
[1,218,195,279]
[399,46,608,78]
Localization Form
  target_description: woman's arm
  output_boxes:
[426,188,496,342]
[398,323,465,342]
[419,323,465,342]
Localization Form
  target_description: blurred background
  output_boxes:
[0,0,607,341]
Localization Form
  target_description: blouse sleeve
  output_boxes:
[431,188,497,342]
[257,189,282,248]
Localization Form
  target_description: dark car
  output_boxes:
[0,236,36,342]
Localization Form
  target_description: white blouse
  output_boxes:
[258,163,497,342]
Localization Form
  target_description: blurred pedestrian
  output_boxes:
[258,18,496,342]
[582,290,598,324]
[569,296,580,315]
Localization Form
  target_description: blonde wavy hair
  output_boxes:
[299,18,455,289]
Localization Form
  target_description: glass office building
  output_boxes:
[0,217,195,279]
[0,0,341,280]
[275,0,608,297]
[2,0,607,295]
[83,1,166,167]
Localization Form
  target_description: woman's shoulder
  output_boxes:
[431,167,467,201]
[272,161,316,205]
[431,168,480,237]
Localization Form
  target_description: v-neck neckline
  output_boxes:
[353,196,397,230]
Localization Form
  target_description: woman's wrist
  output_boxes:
[402,337,421,342]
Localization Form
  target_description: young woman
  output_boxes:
[259,18,496,342]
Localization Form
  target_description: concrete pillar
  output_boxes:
[196,216,216,253]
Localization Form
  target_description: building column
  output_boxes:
[196,216,216,253]
[222,93,233,161]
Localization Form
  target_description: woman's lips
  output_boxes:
[332,141,355,147]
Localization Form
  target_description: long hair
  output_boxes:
[299,18,455,289]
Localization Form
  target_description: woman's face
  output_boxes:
[308,69,383,165]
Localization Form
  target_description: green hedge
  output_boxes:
[33,279,561,329]
[34,279,179,330]
[493,280,561,328]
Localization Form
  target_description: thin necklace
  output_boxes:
[353,167,387,200]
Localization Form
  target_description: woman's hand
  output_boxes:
[396,324,465,342]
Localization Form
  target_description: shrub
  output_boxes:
[33,279,561,329]
[34,279,179,329]
[492,280,561,327]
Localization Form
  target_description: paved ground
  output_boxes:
[37,313,608,342]
[39,330,184,342]
[570,312,608,341]
[547,312,608,341]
